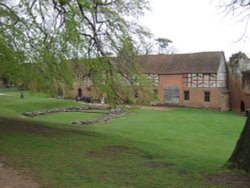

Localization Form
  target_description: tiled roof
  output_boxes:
[139,51,225,74]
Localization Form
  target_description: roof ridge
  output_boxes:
[140,51,225,74]
[141,51,224,58]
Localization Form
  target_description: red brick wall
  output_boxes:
[158,74,184,103]
[64,73,229,110]
[228,68,250,112]
[183,88,224,109]
[158,74,229,110]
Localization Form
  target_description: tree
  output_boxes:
[220,0,250,38]
[221,0,250,173]
[114,37,155,104]
[0,0,152,103]
[222,0,250,17]
[226,115,250,172]
[155,37,172,54]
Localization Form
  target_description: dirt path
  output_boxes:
[0,161,39,188]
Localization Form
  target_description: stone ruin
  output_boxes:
[22,106,124,125]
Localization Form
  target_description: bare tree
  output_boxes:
[220,0,250,39]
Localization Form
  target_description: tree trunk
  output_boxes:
[227,115,250,172]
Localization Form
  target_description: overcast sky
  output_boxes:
[139,0,250,60]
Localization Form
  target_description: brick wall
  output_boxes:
[158,74,184,103]
[183,88,224,109]
[228,68,250,112]
[158,74,229,110]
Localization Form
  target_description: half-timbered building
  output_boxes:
[140,51,230,111]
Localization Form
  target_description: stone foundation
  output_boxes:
[22,106,124,125]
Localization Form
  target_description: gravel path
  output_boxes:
[0,162,39,188]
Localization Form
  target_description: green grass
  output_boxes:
[0,89,81,117]
[33,111,106,124]
[0,89,246,187]
[87,108,244,171]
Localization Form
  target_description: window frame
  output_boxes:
[184,91,190,101]
[204,91,210,102]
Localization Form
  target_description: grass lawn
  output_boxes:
[0,89,247,187]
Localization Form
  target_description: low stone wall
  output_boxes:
[72,108,123,125]
[22,106,110,117]
[22,106,124,125]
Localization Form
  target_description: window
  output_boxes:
[184,91,189,100]
[204,91,210,102]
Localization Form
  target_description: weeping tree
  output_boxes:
[113,37,155,104]
[0,0,153,104]
[71,37,155,104]
[0,37,21,84]
[0,1,73,92]
[219,0,250,173]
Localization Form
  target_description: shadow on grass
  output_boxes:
[1,117,249,187]
[0,116,97,137]
[204,172,250,188]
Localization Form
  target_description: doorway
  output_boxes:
[240,101,245,112]
[164,85,180,105]
[78,88,83,98]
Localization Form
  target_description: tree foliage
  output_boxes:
[71,37,155,105]
[0,0,154,103]
[155,37,173,54]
